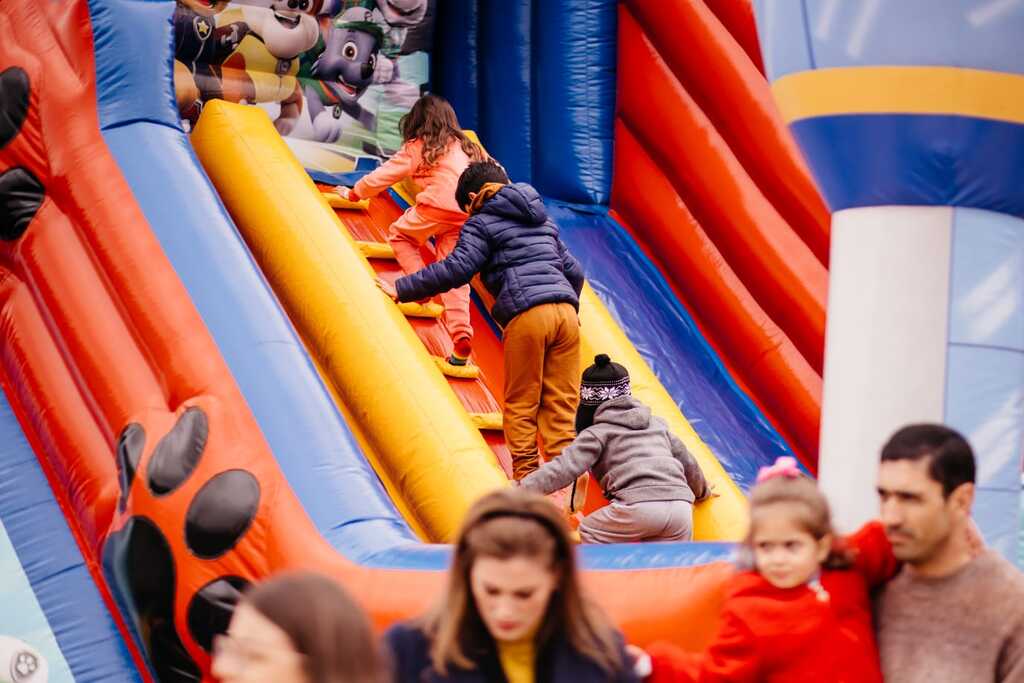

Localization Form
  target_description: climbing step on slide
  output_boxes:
[356,240,395,259]
[398,301,444,319]
[322,191,370,211]
[319,181,514,477]
[469,411,503,431]
[434,355,481,379]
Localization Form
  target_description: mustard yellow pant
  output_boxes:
[503,303,581,479]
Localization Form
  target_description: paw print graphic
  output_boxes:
[12,651,38,681]
[0,67,44,242]
[104,405,262,680]
[0,14,273,681]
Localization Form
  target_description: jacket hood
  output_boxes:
[592,396,651,430]
[480,183,548,225]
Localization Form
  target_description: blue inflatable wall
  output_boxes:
[432,0,616,204]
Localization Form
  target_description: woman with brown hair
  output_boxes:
[385,488,639,682]
[212,571,389,683]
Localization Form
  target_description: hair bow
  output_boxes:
[755,456,801,483]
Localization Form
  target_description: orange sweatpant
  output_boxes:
[503,303,581,479]
[389,206,472,341]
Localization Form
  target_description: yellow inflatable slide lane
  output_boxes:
[192,100,747,541]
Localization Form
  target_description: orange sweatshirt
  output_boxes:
[353,138,472,223]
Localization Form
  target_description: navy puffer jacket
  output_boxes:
[395,183,585,327]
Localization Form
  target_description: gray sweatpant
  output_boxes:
[578,500,694,544]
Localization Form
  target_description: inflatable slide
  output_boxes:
[0,1,794,679]
[18,1,1019,682]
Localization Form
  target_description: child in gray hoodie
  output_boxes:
[518,354,711,543]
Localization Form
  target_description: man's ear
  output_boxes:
[949,482,975,518]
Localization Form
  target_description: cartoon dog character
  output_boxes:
[304,7,382,142]
[318,0,428,82]
[217,0,323,135]
[376,0,427,28]
[172,0,247,125]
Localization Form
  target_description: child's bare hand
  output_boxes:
[700,483,721,502]
[335,185,355,200]
[375,277,398,301]
[626,644,652,678]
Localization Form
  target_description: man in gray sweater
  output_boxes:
[518,354,711,543]
[875,423,1024,682]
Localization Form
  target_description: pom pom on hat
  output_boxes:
[575,354,630,433]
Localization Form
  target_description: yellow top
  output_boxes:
[496,634,535,683]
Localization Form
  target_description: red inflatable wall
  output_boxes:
[611,1,828,466]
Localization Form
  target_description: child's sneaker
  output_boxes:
[448,336,472,366]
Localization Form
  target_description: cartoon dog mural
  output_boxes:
[376,0,428,56]
[318,0,428,83]
[172,0,248,125]
[304,7,382,142]
[216,0,323,135]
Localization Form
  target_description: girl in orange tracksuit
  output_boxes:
[337,94,485,364]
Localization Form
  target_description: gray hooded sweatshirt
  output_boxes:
[520,396,710,505]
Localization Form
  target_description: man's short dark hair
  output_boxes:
[880,423,976,496]
[456,161,509,211]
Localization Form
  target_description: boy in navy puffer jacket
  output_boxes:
[378,161,586,492]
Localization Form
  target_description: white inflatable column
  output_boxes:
[819,206,952,531]
[822,205,1024,561]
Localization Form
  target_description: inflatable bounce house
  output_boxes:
[0,0,1020,680]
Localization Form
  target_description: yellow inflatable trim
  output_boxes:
[323,191,371,210]
[191,101,507,542]
[469,412,503,431]
[772,66,1024,125]
[397,301,444,319]
[356,240,396,260]
[577,286,747,540]
[433,356,480,380]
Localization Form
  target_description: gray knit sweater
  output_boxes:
[875,549,1024,682]
[519,396,710,504]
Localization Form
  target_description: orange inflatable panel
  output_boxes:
[624,0,830,265]
[703,0,766,75]
[611,121,821,465]
[617,8,827,374]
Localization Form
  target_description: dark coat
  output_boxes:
[385,621,639,683]
[395,183,585,327]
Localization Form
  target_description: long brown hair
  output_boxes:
[421,488,623,675]
[245,571,390,683]
[743,476,852,570]
[399,94,485,170]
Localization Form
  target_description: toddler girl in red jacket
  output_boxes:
[644,457,898,683]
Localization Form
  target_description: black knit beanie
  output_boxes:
[575,354,631,433]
